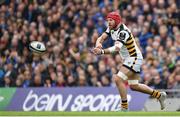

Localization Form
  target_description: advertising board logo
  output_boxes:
[23,90,131,111]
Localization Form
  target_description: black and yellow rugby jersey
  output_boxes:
[105,24,143,59]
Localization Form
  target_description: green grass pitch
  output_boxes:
[0,111,180,116]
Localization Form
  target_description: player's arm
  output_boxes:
[92,30,130,55]
[102,30,130,54]
[92,41,123,55]
[102,41,123,54]
[95,32,108,48]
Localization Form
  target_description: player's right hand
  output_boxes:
[92,47,102,55]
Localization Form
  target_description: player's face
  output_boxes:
[107,18,116,29]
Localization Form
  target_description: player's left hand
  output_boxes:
[92,47,102,55]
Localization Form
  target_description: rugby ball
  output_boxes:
[29,41,46,54]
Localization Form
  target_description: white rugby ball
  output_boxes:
[29,41,46,54]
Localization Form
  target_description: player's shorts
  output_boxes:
[122,57,143,73]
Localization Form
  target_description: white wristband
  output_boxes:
[101,49,105,54]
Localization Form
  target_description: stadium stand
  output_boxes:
[0,0,179,89]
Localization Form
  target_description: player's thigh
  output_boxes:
[127,72,140,85]
[128,72,140,80]
[122,57,143,84]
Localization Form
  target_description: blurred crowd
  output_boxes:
[0,0,179,89]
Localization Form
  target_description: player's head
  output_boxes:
[106,11,122,29]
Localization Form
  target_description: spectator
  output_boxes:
[0,0,179,89]
[30,74,43,87]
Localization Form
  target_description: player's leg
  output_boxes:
[123,57,167,110]
[113,74,128,110]
[128,73,167,110]
[113,66,133,111]
[128,73,153,94]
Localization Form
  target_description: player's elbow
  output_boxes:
[114,41,122,51]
